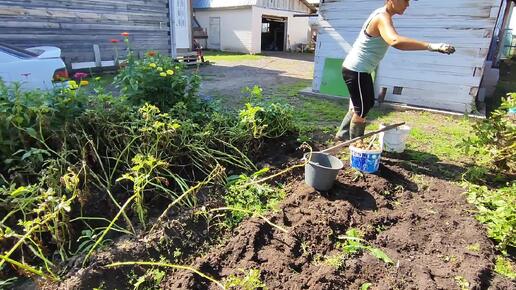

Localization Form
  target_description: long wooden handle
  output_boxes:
[321,122,406,154]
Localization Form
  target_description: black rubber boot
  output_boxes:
[335,110,353,140]
[350,121,366,139]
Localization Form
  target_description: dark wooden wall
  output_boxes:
[0,0,172,67]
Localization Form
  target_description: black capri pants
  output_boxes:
[342,67,375,118]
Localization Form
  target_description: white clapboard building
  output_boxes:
[311,0,515,113]
[192,0,316,53]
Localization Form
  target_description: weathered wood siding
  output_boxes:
[313,0,501,112]
[0,0,172,67]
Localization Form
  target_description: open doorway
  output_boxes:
[261,16,287,51]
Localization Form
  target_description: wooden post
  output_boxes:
[93,44,101,67]
[169,0,177,59]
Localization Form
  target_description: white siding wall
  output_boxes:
[251,6,311,53]
[313,0,501,112]
[174,0,192,49]
[195,8,253,52]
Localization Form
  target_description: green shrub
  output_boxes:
[463,183,515,254]
[461,94,515,175]
[114,52,201,111]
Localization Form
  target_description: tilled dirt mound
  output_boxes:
[162,160,514,290]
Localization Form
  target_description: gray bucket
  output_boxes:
[304,152,344,191]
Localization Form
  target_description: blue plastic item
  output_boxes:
[349,146,382,173]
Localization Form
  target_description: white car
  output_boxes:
[0,43,68,91]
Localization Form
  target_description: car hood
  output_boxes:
[25,46,62,59]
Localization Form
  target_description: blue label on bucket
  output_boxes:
[350,151,381,173]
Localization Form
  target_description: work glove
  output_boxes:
[427,43,455,54]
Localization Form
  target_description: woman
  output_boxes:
[336,0,455,140]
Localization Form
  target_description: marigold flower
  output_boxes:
[80,80,89,86]
[159,72,167,77]
[121,32,129,37]
[146,51,156,57]
[149,63,157,68]
[166,69,174,75]
[110,39,119,43]
[68,80,78,89]
[157,67,163,72]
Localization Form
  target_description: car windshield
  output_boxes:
[0,43,39,59]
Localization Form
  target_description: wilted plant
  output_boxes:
[223,168,285,227]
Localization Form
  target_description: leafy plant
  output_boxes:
[114,51,201,111]
[461,94,516,175]
[224,168,285,227]
[224,268,268,290]
[495,256,516,279]
[131,267,166,290]
[463,183,515,254]
[454,276,470,290]
[337,228,393,264]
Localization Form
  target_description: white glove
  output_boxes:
[427,43,455,54]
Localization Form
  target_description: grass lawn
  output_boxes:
[263,80,476,168]
[203,50,263,62]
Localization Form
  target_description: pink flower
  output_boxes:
[73,72,88,80]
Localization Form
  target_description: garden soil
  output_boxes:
[161,160,513,290]
[42,157,515,289]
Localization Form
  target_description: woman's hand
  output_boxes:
[427,43,455,54]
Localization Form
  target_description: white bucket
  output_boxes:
[379,124,411,153]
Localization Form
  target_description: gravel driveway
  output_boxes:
[198,52,314,104]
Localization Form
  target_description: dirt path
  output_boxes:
[198,52,314,101]
[163,160,513,290]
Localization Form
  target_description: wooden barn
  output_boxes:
[311,0,515,113]
[0,0,193,70]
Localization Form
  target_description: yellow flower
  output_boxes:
[166,69,174,75]
[68,80,78,89]
[159,72,167,77]
[80,80,89,86]
[149,63,157,68]
[157,67,163,72]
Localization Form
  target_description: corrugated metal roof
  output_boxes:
[192,0,257,9]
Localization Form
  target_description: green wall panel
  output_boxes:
[320,58,348,97]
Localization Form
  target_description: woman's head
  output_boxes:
[385,0,410,15]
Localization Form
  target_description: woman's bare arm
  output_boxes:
[376,13,428,50]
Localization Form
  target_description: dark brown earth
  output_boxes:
[39,157,514,290]
[161,161,514,290]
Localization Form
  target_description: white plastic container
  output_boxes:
[379,124,411,153]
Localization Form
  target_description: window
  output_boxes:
[262,23,270,33]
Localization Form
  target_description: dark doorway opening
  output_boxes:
[261,16,286,51]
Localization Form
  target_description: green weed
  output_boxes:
[224,268,268,290]
[454,276,470,290]
[463,183,515,254]
[223,168,285,227]
[466,243,480,253]
[337,228,393,264]
[495,256,516,279]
